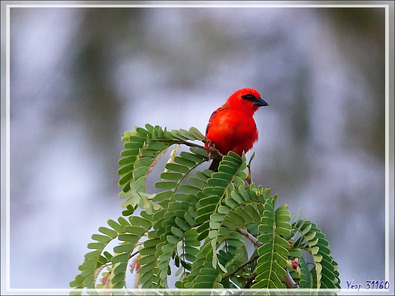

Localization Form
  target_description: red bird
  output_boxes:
[205,88,268,171]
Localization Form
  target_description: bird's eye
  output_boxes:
[241,94,257,102]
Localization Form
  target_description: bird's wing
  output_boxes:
[205,105,229,135]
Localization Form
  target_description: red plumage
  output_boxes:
[205,88,268,171]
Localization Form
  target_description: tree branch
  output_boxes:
[223,254,259,280]
[237,228,299,289]
[151,139,223,158]
[237,228,262,247]
[129,250,139,259]
[243,273,257,288]
[284,268,299,288]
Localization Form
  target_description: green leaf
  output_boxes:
[165,163,190,173]
[160,172,183,180]
[155,181,177,189]
[292,219,341,288]
[98,226,117,238]
[171,226,184,238]
[167,235,180,244]
[91,234,111,244]
[252,200,290,289]
[175,217,190,231]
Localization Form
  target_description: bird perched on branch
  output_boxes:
[205,88,268,171]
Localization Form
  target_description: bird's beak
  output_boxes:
[254,98,269,107]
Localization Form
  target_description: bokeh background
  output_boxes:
[5,3,388,290]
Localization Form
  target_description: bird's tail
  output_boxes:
[209,158,221,172]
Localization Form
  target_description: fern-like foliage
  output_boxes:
[70,124,341,294]
[252,202,291,289]
[291,220,341,289]
[69,205,151,291]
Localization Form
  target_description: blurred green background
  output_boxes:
[7,4,386,289]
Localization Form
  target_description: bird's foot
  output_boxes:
[206,139,215,160]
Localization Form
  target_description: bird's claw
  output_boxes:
[206,139,215,160]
